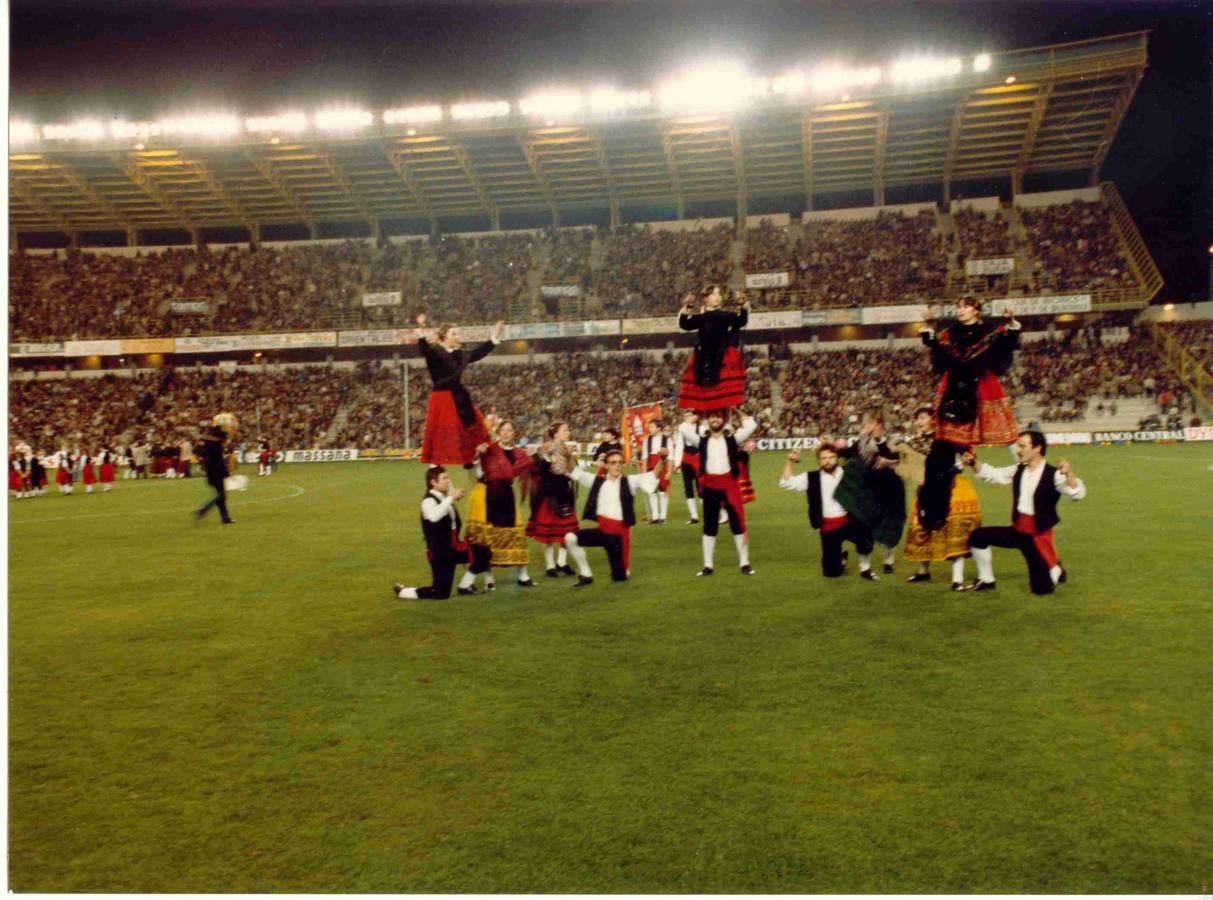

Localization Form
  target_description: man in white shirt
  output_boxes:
[640,420,672,524]
[566,450,660,583]
[963,430,1086,595]
[682,409,758,576]
[394,465,492,600]
[780,444,878,579]
[673,410,701,525]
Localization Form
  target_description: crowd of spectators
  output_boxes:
[793,211,949,307]
[414,233,537,324]
[594,222,734,316]
[953,207,1016,259]
[743,219,791,272]
[1158,320,1213,376]
[544,228,594,288]
[1020,200,1138,294]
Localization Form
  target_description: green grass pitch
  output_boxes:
[8,443,1212,892]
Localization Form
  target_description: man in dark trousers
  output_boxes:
[779,444,878,580]
[963,430,1086,595]
[394,465,492,600]
[195,424,234,524]
[566,448,660,583]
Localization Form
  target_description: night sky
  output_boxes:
[9,0,1211,300]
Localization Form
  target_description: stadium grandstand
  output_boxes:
[7,29,1211,447]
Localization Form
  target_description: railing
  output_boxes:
[1150,323,1213,411]
[1102,181,1164,305]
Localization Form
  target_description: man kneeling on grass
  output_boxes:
[394,465,491,600]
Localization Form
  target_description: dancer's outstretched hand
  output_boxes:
[492,320,505,341]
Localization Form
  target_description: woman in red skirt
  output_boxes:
[80,451,97,494]
[416,314,505,466]
[677,285,749,412]
[55,448,74,494]
[99,448,117,492]
[525,421,580,577]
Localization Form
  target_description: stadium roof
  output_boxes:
[9,31,1148,237]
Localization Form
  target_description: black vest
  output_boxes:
[805,470,842,531]
[1012,463,1061,533]
[583,475,636,527]
[701,431,741,477]
[419,490,461,554]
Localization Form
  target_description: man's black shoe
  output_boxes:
[392,582,404,597]
[545,568,559,578]
[696,566,714,577]
[222,519,235,525]
[907,571,931,583]
[573,575,593,587]
[860,569,879,581]
[740,564,756,576]
[558,564,576,576]
[686,518,699,526]
[883,563,894,574]
[951,582,967,592]
[966,580,997,592]
[457,586,482,596]
[1057,566,1067,584]
[517,578,537,588]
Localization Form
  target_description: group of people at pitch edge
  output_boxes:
[392,291,1087,601]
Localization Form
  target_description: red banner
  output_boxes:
[621,402,664,464]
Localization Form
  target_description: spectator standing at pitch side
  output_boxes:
[195,422,235,525]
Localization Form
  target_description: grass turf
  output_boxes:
[7,444,1213,892]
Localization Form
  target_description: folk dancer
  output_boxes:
[640,419,672,524]
[565,447,661,583]
[779,444,879,581]
[99,448,117,492]
[677,285,749,412]
[466,420,536,591]
[918,298,1020,531]
[258,438,274,476]
[525,422,580,578]
[416,313,505,466]
[394,465,492,600]
[899,407,981,590]
[682,410,758,576]
[852,412,907,573]
[962,431,1085,595]
[673,410,701,525]
[80,451,97,494]
[56,448,74,495]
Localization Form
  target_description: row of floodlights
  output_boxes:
[12,54,997,144]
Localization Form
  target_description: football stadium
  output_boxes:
[7,1,1212,892]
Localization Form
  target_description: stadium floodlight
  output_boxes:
[246,112,309,133]
[42,119,107,141]
[973,53,992,72]
[450,100,512,120]
[111,120,164,140]
[810,65,882,93]
[312,107,374,131]
[157,115,241,138]
[587,88,651,113]
[771,72,806,96]
[890,56,964,84]
[10,121,38,144]
[519,91,583,118]
[383,105,443,125]
[658,63,755,113]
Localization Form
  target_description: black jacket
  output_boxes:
[418,337,496,425]
[680,308,747,387]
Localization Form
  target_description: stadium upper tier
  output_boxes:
[9,32,1147,237]
[7,188,1164,343]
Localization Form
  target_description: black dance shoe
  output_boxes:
[739,565,756,576]
[573,575,593,587]
[860,569,880,581]
[906,572,931,583]
[696,567,714,577]
[966,580,997,592]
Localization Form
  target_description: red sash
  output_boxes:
[597,515,630,570]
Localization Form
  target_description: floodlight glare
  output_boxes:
[383,105,443,125]
[658,63,755,113]
[772,72,806,95]
[111,120,163,140]
[246,112,309,133]
[312,108,374,130]
[588,89,650,113]
[450,101,512,120]
[42,120,107,141]
[890,56,963,84]
[519,91,583,117]
[157,115,241,138]
[811,65,882,93]
[973,53,992,72]
[10,121,38,144]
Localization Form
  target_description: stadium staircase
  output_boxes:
[769,373,786,424]
[1148,322,1213,414]
[729,237,747,292]
[1102,182,1164,306]
[520,241,551,320]
[323,400,354,446]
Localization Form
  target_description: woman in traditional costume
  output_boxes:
[525,421,580,577]
[466,419,536,590]
[416,313,505,465]
[677,285,749,412]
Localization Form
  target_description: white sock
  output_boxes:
[1050,564,1062,584]
[858,554,872,573]
[883,547,896,566]
[517,565,530,582]
[687,498,699,521]
[702,534,716,569]
[972,546,994,583]
[397,587,419,600]
[458,571,476,590]
[86,485,93,493]
[658,492,669,520]
[564,533,591,577]
[647,492,659,519]
[557,547,568,567]
[718,508,728,525]
[484,572,496,588]
[951,557,966,583]
[734,532,749,567]
[544,545,556,570]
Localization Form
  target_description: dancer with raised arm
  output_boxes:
[677,285,749,412]
[682,409,758,577]
[466,419,536,591]
[416,313,505,466]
